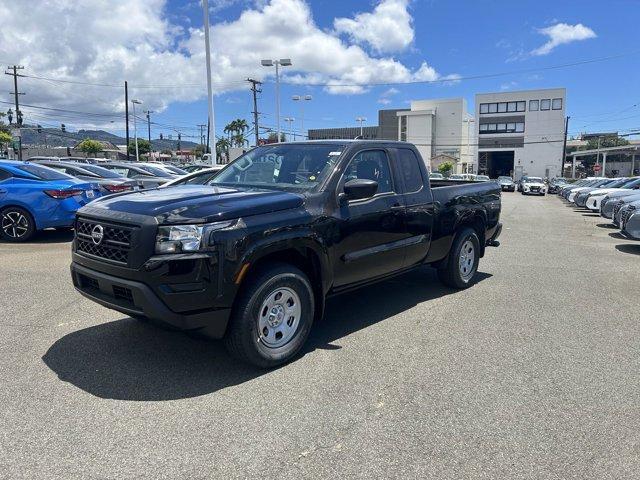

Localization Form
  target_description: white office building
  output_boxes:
[475,88,566,179]
[396,98,475,173]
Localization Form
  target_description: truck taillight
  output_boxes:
[43,189,83,199]
[103,184,133,193]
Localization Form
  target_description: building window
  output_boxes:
[488,103,498,113]
[507,102,517,112]
[480,103,489,114]
[498,103,508,113]
[479,122,525,134]
[480,101,526,114]
[516,101,526,112]
[540,99,551,110]
[552,98,563,110]
[529,100,539,111]
[400,115,407,141]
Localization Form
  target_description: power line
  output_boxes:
[281,50,640,88]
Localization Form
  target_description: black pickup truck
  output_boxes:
[71,141,502,367]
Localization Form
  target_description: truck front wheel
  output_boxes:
[224,263,315,368]
[437,228,480,289]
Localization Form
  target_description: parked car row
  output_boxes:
[557,176,640,240]
[1,157,226,242]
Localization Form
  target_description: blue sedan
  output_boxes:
[0,161,103,242]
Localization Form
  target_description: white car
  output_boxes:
[521,176,547,196]
[586,177,640,211]
[567,178,614,202]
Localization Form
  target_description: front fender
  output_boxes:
[235,229,333,295]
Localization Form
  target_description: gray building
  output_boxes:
[308,109,408,141]
[475,88,566,179]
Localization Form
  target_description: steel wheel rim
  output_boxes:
[257,287,302,348]
[1,211,29,238]
[458,239,476,281]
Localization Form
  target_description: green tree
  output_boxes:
[191,144,204,158]
[267,132,286,143]
[216,137,231,163]
[437,161,454,176]
[77,139,103,155]
[128,139,151,156]
[0,131,12,150]
[224,118,250,147]
[586,135,629,150]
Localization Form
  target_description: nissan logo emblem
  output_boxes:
[91,224,104,245]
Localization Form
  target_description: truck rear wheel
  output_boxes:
[224,263,315,368]
[437,227,480,289]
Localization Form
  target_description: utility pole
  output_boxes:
[124,81,130,161]
[144,110,153,143]
[247,78,262,146]
[5,65,25,160]
[561,116,570,178]
[197,124,207,147]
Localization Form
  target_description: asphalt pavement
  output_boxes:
[1,193,639,479]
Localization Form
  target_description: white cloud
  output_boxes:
[334,0,414,53]
[0,0,454,130]
[531,22,596,56]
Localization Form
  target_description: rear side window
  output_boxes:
[396,149,424,193]
[0,168,11,181]
[16,164,73,180]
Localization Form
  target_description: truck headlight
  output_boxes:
[155,221,234,254]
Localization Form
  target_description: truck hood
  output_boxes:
[87,185,304,224]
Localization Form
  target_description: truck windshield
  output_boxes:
[210,143,346,191]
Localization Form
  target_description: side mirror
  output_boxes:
[341,178,378,202]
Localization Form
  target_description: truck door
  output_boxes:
[393,148,434,269]
[332,149,408,287]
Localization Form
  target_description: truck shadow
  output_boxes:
[42,267,491,401]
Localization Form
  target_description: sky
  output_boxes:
[0,0,638,144]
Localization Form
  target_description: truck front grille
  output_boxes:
[75,218,135,265]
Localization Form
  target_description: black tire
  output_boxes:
[224,263,315,368]
[437,227,481,289]
[0,206,36,242]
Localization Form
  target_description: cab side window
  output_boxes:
[344,150,393,194]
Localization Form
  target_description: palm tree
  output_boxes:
[216,137,231,163]
[231,133,248,148]
[223,122,235,140]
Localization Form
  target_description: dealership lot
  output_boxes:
[1,193,639,479]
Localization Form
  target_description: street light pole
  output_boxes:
[292,95,312,141]
[284,117,295,141]
[261,59,292,142]
[356,116,366,137]
[131,99,142,162]
[202,0,216,163]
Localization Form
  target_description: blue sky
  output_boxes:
[1,0,638,142]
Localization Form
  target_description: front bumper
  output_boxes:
[71,260,231,338]
[500,185,515,192]
[621,211,640,240]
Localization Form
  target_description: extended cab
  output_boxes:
[70,141,502,367]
